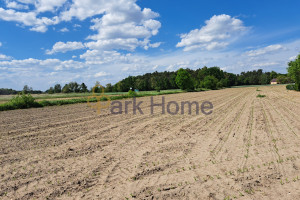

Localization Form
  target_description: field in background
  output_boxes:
[0,85,300,199]
[0,89,183,105]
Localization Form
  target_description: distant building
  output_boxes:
[271,78,278,85]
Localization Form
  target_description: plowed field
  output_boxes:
[1,85,300,199]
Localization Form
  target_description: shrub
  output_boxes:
[9,93,40,109]
[0,93,41,111]
[128,89,137,97]
[286,84,295,90]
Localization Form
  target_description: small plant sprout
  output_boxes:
[257,94,266,98]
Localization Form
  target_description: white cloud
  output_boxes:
[46,41,85,54]
[94,71,110,78]
[59,27,69,32]
[0,54,12,60]
[0,42,2,47]
[253,62,279,67]
[82,1,161,51]
[0,7,60,32]
[176,14,248,51]
[6,1,29,10]
[73,24,81,28]
[34,0,67,13]
[246,44,284,56]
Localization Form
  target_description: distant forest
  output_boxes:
[0,67,293,95]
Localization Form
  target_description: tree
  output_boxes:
[104,83,113,93]
[175,68,194,90]
[277,75,289,84]
[287,54,300,91]
[62,84,71,93]
[197,66,209,81]
[203,76,218,90]
[93,81,102,93]
[219,78,229,88]
[48,87,54,94]
[80,83,88,93]
[270,71,278,79]
[135,78,147,91]
[260,73,270,85]
[54,84,62,93]
[23,85,32,94]
[69,82,80,93]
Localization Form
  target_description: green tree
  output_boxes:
[80,83,88,93]
[62,84,71,93]
[48,87,54,94]
[93,81,102,93]
[219,78,229,88]
[260,74,270,85]
[54,84,62,93]
[203,76,218,90]
[135,78,148,91]
[270,71,278,79]
[277,75,289,84]
[175,68,194,90]
[104,83,113,93]
[287,54,300,91]
[23,85,32,94]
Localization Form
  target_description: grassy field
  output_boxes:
[0,89,183,104]
[0,89,185,111]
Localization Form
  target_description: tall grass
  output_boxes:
[0,90,185,112]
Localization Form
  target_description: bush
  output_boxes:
[0,93,41,111]
[9,93,40,109]
[128,89,137,97]
[286,84,295,90]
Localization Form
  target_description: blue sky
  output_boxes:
[0,0,300,90]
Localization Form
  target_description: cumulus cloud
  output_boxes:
[46,41,85,54]
[246,44,284,56]
[176,14,248,51]
[59,27,69,32]
[0,54,12,60]
[94,71,110,78]
[6,1,29,10]
[34,0,67,13]
[84,2,161,51]
[1,0,162,53]
[0,7,60,32]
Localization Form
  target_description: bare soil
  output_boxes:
[0,85,300,199]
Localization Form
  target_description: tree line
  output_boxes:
[2,60,299,95]
[109,67,291,92]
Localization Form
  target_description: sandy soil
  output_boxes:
[0,85,300,199]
